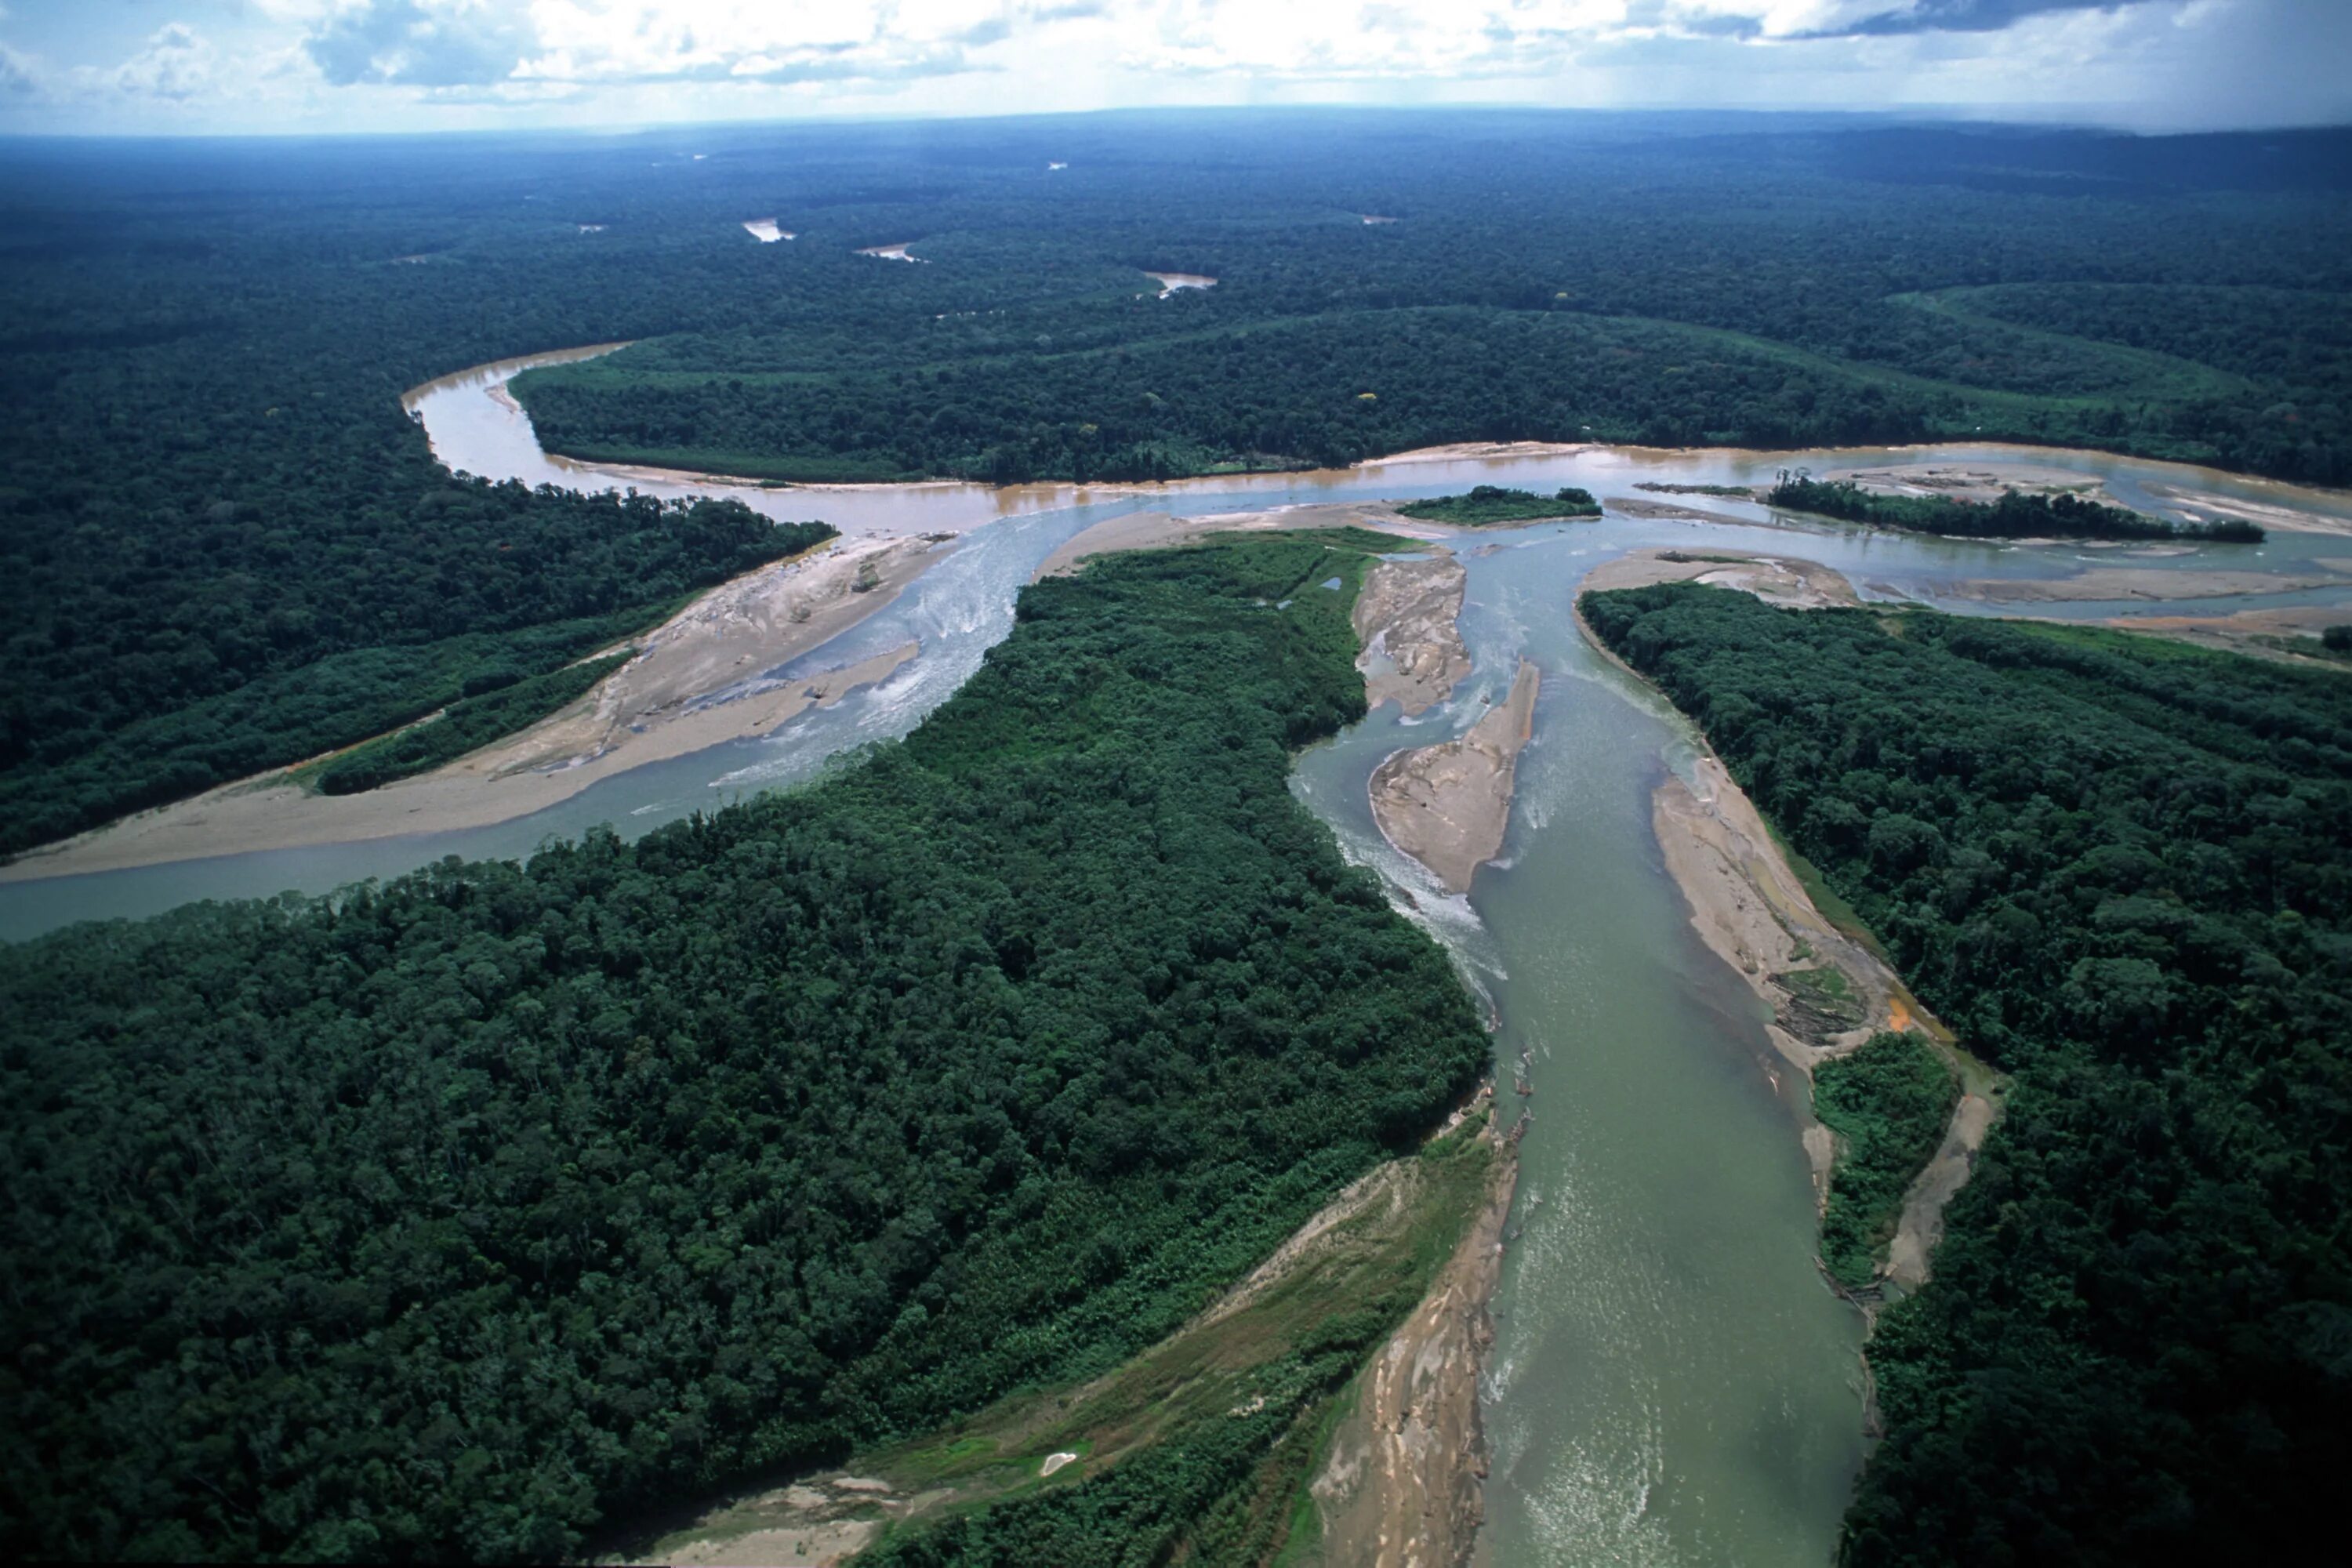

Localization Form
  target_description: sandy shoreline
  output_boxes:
[1,537,946,884]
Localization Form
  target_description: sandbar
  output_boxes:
[1308,1093,1515,1568]
[1581,546,1861,608]
[1369,661,1540,895]
[1,537,946,882]
[1944,565,2347,603]
[1354,552,1471,715]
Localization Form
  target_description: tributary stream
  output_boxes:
[10,353,2352,1564]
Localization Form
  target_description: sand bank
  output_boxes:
[1583,546,1863,609]
[1573,568,1995,1296]
[1824,461,2111,506]
[1,538,945,883]
[1308,1098,1516,1568]
[1945,564,2347,603]
[1030,502,1432,581]
[1370,661,1540,895]
[1354,553,1472,715]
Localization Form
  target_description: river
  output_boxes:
[13,351,2352,1564]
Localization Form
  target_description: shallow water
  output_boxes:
[13,355,2352,1560]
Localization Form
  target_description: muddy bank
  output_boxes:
[1604,495,1769,528]
[1355,553,1472,715]
[1370,662,1540,895]
[2098,603,2352,664]
[1308,1105,1517,1568]
[1,538,944,883]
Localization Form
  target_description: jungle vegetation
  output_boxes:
[1764,475,2263,543]
[5,114,2349,846]
[1581,585,2352,1566]
[0,531,1492,1563]
[1394,485,1601,525]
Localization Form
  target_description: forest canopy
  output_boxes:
[0,531,1490,1562]
[1581,585,2352,1566]
[4,115,2349,848]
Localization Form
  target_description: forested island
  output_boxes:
[1582,585,2352,1564]
[0,531,1490,1562]
[1765,475,2263,543]
[1395,485,1602,525]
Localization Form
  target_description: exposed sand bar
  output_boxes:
[1029,501,1442,581]
[741,219,793,242]
[1354,552,1471,715]
[0,538,944,883]
[1946,565,2348,603]
[1308,1099,1516,1568]
[1581,546,1862,608]
[1369,661,1540,895]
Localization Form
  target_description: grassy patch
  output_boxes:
[1813,1033,1959,1293]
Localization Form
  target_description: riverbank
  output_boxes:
[607,1098,1512,1567]
[0,537,945,883]
[1573,555,1997,1293]
[1305,1097,1518,1568]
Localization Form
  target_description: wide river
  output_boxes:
[12,354,2352,1564]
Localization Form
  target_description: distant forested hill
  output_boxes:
[4,114,2350,849]
[0,532,1490,1561]
[1581,586,2352,1566]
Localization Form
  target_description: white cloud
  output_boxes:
[0,0,2339,132]
[104,24,220,102]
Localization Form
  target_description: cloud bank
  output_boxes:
[0,0,2343,134]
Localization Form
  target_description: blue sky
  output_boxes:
[1,1,2346,136]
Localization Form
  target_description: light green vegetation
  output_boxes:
[1812,1033,1961,1294]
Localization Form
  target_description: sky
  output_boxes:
[0,0,2346,137]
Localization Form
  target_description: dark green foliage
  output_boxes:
[316,652,634,794]
[0,533,1490,1563]
[1811,1032,1958,1292]
[1766,476,2262,543]
[2325,624,2351,652]
[1395,485,1601,525]
[1581,583,2352,1566]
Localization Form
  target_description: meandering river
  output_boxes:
[13,351,2352,1564]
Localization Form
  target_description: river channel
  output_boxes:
[12,352,2352,1564]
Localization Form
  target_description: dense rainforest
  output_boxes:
[1581,586,2352,1566]
[0,531,1492,1561]
[5,114,2350,848]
